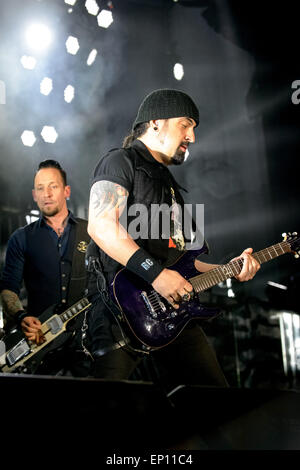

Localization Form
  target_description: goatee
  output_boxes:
[42,207,59,217]
[171,150,185,166]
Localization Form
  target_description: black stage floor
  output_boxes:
[1,372,300,453]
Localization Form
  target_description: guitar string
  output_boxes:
[194,242,290,291]
[144,240,294,306]
[190,241,291,293]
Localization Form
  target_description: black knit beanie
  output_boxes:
[133,88,199,129]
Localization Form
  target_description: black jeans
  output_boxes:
[36,348,92,377]
[92,323,229,391]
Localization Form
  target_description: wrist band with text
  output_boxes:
[126,248,163,284]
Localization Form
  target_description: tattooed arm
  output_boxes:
[88,180,197,305]
[1,289,42,342]
[0,289,24,321]
[88,180,141,265]
[88,180,194,306]
[0,289,43,341]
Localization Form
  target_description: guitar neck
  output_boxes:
[59,297,91,324]
[189,241,291,293]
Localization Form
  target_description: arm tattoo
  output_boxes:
[0,289,23,319]
[90,180,128,218]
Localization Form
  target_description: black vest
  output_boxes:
[23,218,89,317]
[124,142,187,260]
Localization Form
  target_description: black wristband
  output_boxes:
[16,310,28,326]
[126,248,163,284]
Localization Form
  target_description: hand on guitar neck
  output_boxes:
[195,247,260,283]
[230,247,261,282]
[21,316,46,345]
[153,247,261,309]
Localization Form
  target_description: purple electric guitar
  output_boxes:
[110,232,300,350]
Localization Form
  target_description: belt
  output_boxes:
[92,340,127,358]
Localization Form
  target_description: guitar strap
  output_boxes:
[62,218,94,360]
[67,218,90,306]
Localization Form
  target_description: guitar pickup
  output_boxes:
[6,338,31,366]
[46,316,64,335]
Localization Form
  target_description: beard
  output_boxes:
[41,205,59,217]
[170,147,186,166]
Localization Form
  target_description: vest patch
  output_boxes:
[77,241,88,253]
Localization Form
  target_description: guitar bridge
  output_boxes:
[141,291,158,318]
[141,290,168,319]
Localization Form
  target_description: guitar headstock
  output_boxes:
[282,232,300,258]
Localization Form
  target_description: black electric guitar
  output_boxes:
[110,232,300,350]
[0,297,91,373]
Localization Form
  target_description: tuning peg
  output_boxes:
[282,232,297,240]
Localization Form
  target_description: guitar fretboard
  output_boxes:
[189,241,291,293]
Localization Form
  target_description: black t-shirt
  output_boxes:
[94,140,185,244]
[90,139,186,270]
[86,141,206,351]
[91,145,135,194]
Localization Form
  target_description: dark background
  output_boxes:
[0,0,299,388]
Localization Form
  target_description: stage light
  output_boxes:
[20,55,37,70]
[65,36,80,55]
[267,281,288,291]
[97,9,113,28]
[226,279,235,298]
[64,0,77,5]
[21,130,36,147]
[0,80,5,104]
[26,209,39,225]
[41,126,58,143]
[40,77,53,96]
[279,312,300,377]
[85,0,99,16]
[64,85,74,103]
[25,23,52,52]
[173,63,184,81]
[87,49,97,66]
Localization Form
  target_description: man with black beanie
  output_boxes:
[86,88,260,389]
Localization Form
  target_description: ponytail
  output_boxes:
[122,122,150,148]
